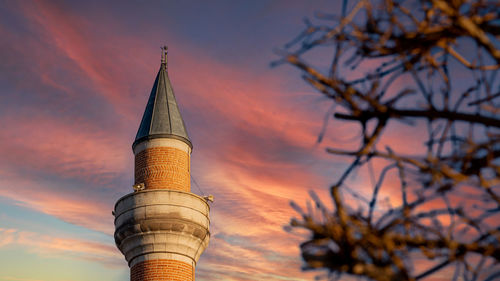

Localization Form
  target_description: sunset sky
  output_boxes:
[0,1,426,280]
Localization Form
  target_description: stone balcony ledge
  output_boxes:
[114,190,210,266]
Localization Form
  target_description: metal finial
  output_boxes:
[161,46,168,69]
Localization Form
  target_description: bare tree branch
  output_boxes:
[277,0,500,280]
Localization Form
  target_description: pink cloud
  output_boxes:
[9,1,155,122]
[0,113,129,183]
[0,228,121,267]
[0,175,113,234]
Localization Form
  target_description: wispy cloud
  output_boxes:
[0,228,122,267]
[0,174,114,234]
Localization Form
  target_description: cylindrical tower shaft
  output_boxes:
[134,138,191,192]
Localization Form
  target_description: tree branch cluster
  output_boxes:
[277,0,500,280]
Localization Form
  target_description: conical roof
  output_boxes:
[133,61,192,149]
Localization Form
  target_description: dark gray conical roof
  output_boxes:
[133,62,192,149]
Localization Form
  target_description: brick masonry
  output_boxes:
[131,259,194,281]
[135,147,190,191]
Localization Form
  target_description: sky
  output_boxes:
[0,1,439,281]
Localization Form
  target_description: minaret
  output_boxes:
[114,46,210,281]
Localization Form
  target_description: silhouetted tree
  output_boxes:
[275,0,500,280]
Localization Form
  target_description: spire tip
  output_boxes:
[161,46,168,67]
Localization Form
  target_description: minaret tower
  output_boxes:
[114,47,210,281]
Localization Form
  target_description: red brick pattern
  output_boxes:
[131,259,194,281]
[135,147,190,191]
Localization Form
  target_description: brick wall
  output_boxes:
[135,147,190,191]
[131,259,194,281]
